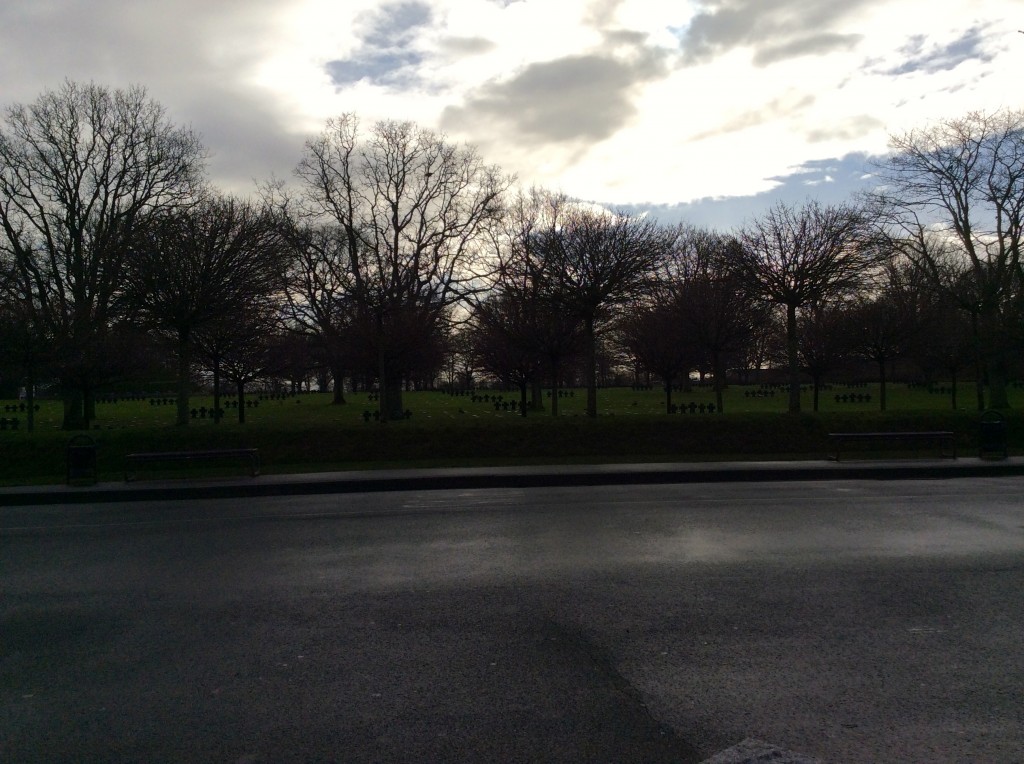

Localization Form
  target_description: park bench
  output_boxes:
[828,431,956,461]
[124,448,260,481]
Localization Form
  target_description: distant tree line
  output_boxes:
[1,81,1023,429]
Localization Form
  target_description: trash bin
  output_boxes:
[67,434,98,485]
[978,410,1007,460]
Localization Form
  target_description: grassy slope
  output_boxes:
[1,384,1019,485]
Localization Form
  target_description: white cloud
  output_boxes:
[0,0,1020,220]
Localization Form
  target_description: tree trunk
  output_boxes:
[970,311,985,411]
[712,351,725,414]
[84,384,95,427]
[212,359,222,424]
[176,333,191,426]
[988,361,1010,409]
[950,367,958,411]
[376,326,401,422]
[550,362,560,417]
[812,373,821,413]
[531,379,543,412]
[25,373,35,432]
[519,380,528,418]
[878,358,887,412]
[61,382,85,430]
[664,372,674,415]
[316,368,330,394]
[584,316,597,417]
[383,375,404,421]
[236,380,246,424]
[331,365,346,404]
[786,303,801,414]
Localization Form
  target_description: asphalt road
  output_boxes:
[3,478,1023,762]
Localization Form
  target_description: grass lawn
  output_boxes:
[1,382,1020,486]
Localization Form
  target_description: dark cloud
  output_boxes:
[584,0,627,28]
[690,94,816,142]
[327,1,433,88]
[0,0,299,194]
[603,29,650,46]
[677,0,875,66]
[440,36,497,55]
[805,115,885,143]
[880,25,994,75]
[754,33,862,66]
[442,46,669,145]
[180,85,307,196]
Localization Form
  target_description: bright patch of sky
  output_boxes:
[0,0,1020,229]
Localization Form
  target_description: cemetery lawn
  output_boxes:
[1,383,1022,486]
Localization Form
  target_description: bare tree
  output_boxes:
[797,301,849,412]
[868,108,1024,410]
[666,227,765,414]
[0,80,206,428]
[278,223,357,404]
[616,300,693,413]
[908,289,972,409]
[470,291,544,414]
[294,115,511,421]
[125,196,287,425]
[730,200,877,413]
[194,299,279,424]
[535,206,672,417]
[0,294,49,430]
[843,260,928,411]
[478,188,583,415]
[844,297,910,412]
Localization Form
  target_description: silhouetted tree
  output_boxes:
[0,80,206,428]
[125,196,287,425]
[484,189,583,415]
[194,299,279,424]
[0,295,49,429]
[616,300,693,413]
[667,227,765,413]
[278,222,358,404]
[906,289,972,408]
[844,297,910,412]
[730,201,877,413]
[535,206,672,417]
[294,115,511,421]
[797,301,849,412]
[868,108,1024,410]
[470,291,548,414]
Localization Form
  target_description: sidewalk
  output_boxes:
[3,457,1023,506]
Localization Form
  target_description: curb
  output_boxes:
[3,458,1024,506]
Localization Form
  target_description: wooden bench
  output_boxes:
[124,448,260,481]
[828,432,956,461]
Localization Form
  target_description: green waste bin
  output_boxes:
[978,410,1007,460]
[67,434,98,485]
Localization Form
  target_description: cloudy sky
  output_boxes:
[1,0,1020,228]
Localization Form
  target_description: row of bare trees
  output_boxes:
[465,108,1024,417]
[1,80,1023,429]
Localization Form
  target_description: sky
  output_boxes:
[0,0,1021,230]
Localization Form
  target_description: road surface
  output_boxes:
[3,478,1023,762]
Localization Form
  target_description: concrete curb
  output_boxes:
[2,457,1023,506]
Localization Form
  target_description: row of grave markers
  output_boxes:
[3,403,40,413]
[835,393,873,403]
